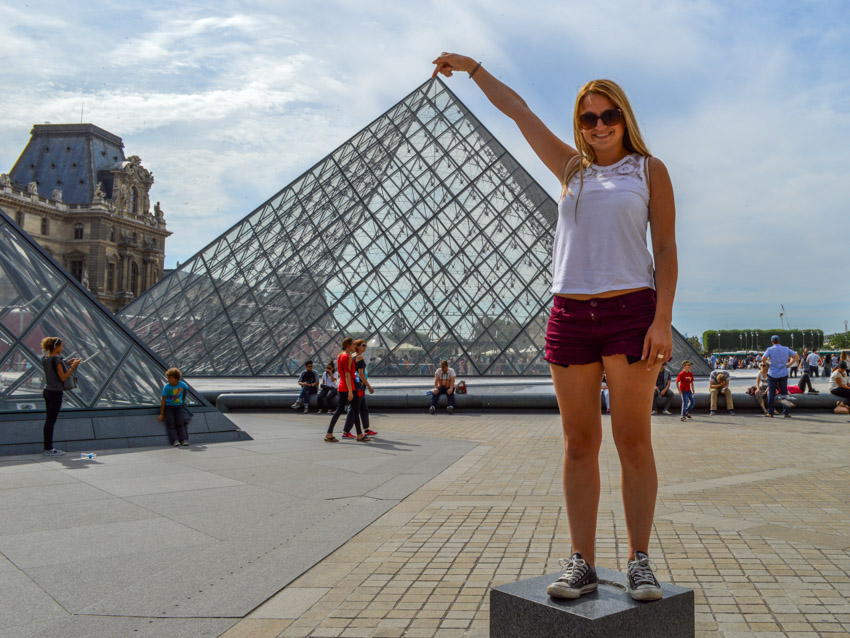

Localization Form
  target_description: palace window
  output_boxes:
[130,187,139,214]
[70,260,84,282]
[74,223,84,239]
[41,217,49,235]
[107,263,115,292]
[130,262,139,295]
[109,226,115,242]
[16,211,24,226]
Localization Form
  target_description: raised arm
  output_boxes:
[432,53,577,180]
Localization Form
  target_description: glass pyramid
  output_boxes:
[0,207,204,412]
[119,78,708,377]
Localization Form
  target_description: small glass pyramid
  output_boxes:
[119,78,708,377]
[0,208,203,412]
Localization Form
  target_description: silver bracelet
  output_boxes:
[468,61,482,78]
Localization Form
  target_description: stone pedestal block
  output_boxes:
[490,567,693,638]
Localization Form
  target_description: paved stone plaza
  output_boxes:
[2,406,849,637]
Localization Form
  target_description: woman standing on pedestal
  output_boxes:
[432,54,677,601]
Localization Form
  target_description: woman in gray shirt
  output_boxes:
[40,337,81,456]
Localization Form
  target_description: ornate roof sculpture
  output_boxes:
[119,79,708,377]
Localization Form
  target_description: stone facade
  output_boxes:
[0,124,170,312]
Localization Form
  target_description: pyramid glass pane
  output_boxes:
[0,208,210,412]
[119,79,709,377]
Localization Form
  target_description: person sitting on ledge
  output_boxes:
[430,360,456,415]
[651,365,673,415]
[829,361,850,405]
[786,370,819,395]
[292,360,319,413]
[708,370,735,416]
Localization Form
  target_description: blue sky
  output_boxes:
[1,0,848,341]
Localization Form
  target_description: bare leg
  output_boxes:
[551,362,604,566]
[603,354,660,559]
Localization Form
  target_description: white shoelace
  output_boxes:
[628,555,658,587]
[557,556,588,583]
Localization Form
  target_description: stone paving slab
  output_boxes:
[218,410,850,638]
[0,412,475,638]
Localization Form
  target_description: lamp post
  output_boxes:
[755,331,759,350]
[739,334,743,351]
[717,331,721,353]
[791,332,794,351]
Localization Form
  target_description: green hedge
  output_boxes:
[702,329,824,353]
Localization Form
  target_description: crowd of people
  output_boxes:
[707,348,843,376]
[636,338,850,419]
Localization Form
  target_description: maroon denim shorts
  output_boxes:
[544,289,656,367]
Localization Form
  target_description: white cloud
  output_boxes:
[2,0,849,337]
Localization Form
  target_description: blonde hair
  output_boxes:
[560,79,651,205]
[341,337,353,350]
[353,339,367,349]
[41,337,62,352]
[166,367,182,380]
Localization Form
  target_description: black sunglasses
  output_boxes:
[578,108,623,130]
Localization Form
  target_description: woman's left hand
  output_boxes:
[642,319,672,370]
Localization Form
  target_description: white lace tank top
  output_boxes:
[551,153,655,295]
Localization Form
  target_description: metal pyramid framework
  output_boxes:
[119,78,708,377]
[0,207,206,413]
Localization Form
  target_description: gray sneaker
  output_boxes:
[662,409,672,415]
[547,553,598,599]
[429,405,436,415]
[447,405,454,414]
[42,448,65,456]
[627,551,663,601]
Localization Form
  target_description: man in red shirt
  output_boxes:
[676,360,695,422]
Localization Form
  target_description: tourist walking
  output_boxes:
[325,338,368,442]
[353,339,377,437]
[433,53,676,601]
[40,337,82,456]
[762,335,799,418]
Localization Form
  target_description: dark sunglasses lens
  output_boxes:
[578,112,597,129]
[601,109,623,126]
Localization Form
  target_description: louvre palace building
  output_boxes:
[0,124,170,312]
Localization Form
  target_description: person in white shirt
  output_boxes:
[316,363,339,414]
[807,351,820,377]
[829,361,850,403]
[430,360,456,415]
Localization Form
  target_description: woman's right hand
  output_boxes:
[348,391,353,400]
[432,53,476,78]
